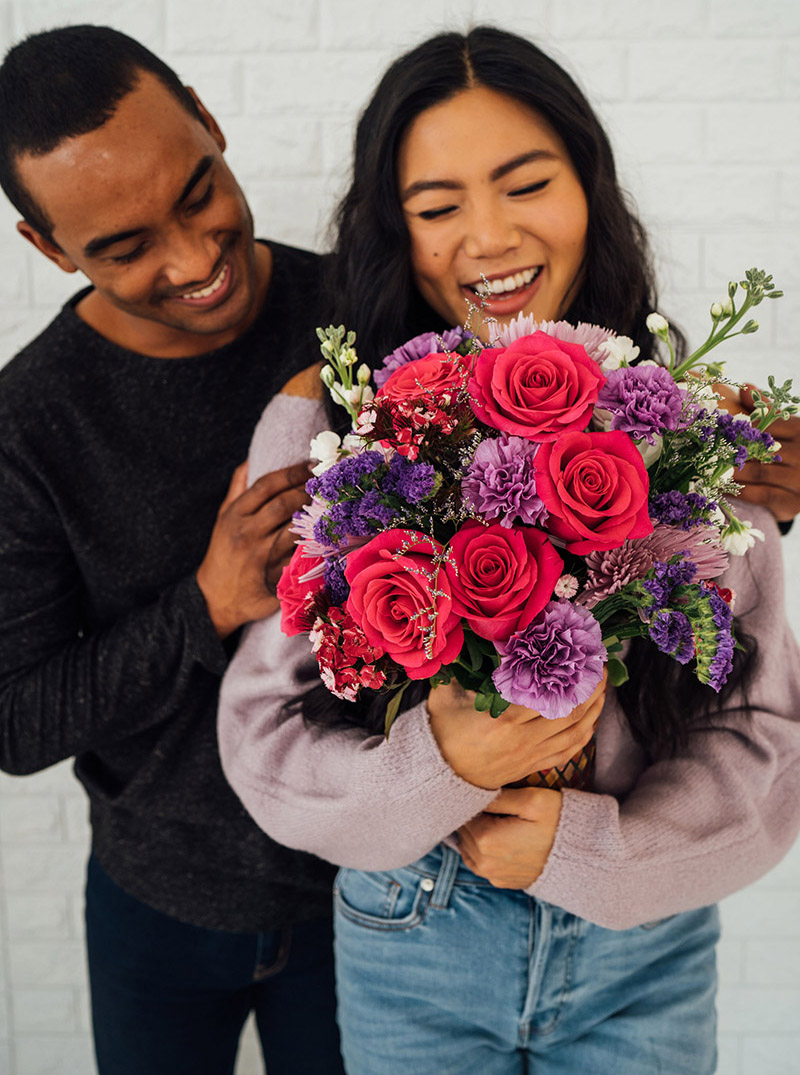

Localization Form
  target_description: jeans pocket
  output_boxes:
[334,867,431,932]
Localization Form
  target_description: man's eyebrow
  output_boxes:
[175,155,214,208]
[83,228,147,258]
[401,149,558,203]
[82,156,215,258]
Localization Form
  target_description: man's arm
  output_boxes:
[0,443,307,775]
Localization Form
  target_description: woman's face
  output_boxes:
[397,86,589,339]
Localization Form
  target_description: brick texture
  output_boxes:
[0,3,798,1073]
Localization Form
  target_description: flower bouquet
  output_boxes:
[277,269,795,786]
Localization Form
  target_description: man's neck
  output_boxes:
[74,242,273,359]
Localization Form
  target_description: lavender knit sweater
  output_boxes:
[218,379,800,931]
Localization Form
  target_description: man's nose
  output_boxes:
[161,229,220,291]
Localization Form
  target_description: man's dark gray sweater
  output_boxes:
[0,241,337,930]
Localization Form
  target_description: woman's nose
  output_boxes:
[462,201,522,261]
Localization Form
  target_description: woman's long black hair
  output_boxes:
[302,25,756,760]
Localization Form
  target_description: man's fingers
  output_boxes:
[219,461,249,511]
[236,461,313,515]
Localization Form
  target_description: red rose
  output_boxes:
[444,520,563,642]
[469,331,605,441]
[534,430,652,554]
[276,545,325,635]
[344,529,464,679]
[376,353,468,402]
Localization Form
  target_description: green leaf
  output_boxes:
[607,657,629,687]
[489,693,510,718]
[384,682,409,738]
[473,691,493,712]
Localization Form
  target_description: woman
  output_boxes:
[218,27,800,1075]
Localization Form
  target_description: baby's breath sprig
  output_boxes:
[316,324,373,425]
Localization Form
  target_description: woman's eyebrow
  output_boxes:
[401,149,559,203]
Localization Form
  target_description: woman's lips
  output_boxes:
[461,266,544,317]
[171,259,234,309]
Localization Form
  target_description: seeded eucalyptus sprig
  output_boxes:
[316,324,372,424]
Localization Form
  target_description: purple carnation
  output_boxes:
[462,433,547,528]
[492,600,607,720]
[596,366,686,444]
[649,609,695,664]
[374,327,469,388]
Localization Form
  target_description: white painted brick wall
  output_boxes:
[0,2,798,1073]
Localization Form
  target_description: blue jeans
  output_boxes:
[334,845,719,1075]
[85,854,344,1075]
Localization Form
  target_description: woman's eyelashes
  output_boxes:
[414,178,552,221]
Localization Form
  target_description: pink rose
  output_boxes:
[376,353,468,402]
[276,546,325,635]
[344,529,464,679]
[444,521,563,642]
[469,331,605,441]
[534,430,652,554]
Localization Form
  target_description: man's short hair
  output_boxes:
[0,24,203,244]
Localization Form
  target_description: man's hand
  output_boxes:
[735,386,800,523]
[717,384,800,524]
[196,460,311,638]
[457,786,562,888]
[426,672,606,790]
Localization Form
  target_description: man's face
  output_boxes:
[15,72,265,355]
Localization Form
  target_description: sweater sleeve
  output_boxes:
[0,443,228,775]
[528,505,800,929]
[218,388,495,866]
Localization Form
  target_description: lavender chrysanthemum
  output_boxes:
[490,315,614,363]
[374,327,470,388]
[578,524,728,608]
[492,600,607,720]
[461,433,547,528]
[596,366,686,444]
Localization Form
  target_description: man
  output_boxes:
[0,25,343,1075]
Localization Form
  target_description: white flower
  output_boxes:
[309,430,342,475]
[646,312,669,336]
[720,515,766,556]
[591,405,614,432]
[597,334,640,370]
[356,363,372,386]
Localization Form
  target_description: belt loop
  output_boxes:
[430,844,460,910]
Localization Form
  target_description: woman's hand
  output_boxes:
[716,384,800,523]
[457,786,562,888]
[426,671,606,790]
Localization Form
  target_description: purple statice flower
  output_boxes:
[323,491,397,542]
[306,450,384,500]
[649,608,695,664]
[649,490,717,530]
[595,366,686,445]
[490,315,614,363]
[324,558,350,605]
[643,559,699,609]
[382,454,437,505]
[492,600,607,720]
[374,327,470,388]
[461,433,547,528]
[578,523,728,608]
[696,584,735,691]
[714,411,777,457]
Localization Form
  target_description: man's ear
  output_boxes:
[186,87,226,153]
[16,221,78,273]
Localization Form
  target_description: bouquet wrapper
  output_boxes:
[522,736,596,792]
